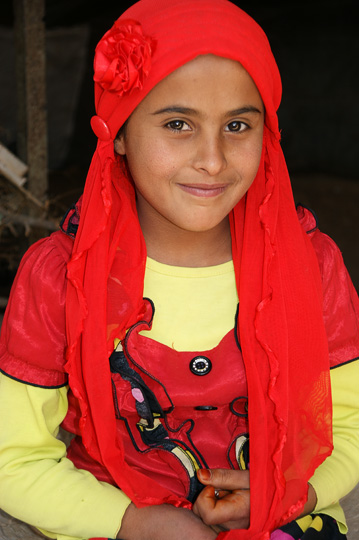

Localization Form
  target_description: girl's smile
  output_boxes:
[177,183,228,198]
[115,54,264,264]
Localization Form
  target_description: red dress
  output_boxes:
[1,206,359,507]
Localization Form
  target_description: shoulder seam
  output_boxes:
[330,357,359,370]
[0,368,68,389]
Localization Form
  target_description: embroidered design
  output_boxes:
[235,433,250,470]
[110,341,204,502]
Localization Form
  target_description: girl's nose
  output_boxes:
[192,132,227,176]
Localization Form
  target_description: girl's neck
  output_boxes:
[139,211,232,268]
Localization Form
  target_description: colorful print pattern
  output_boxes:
[271,514,347,539]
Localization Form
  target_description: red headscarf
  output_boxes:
[65,1,332,537]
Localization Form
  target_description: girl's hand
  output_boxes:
[193,469,250,531]
[117,502,218,540]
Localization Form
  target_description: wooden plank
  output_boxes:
[13,0,48,202]
[0,159,26,189]
[0,143,27,187]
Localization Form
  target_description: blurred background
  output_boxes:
[0,0,358,295]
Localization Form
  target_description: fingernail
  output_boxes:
[198,468,212,481]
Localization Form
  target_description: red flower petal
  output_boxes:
[94,19,156,96]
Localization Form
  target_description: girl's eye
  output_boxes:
[166,120,191,132]
[226,121,248,132]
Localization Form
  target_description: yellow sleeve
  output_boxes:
[309,359,359,531]
[0,373,131,540]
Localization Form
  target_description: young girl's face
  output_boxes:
[115,54,264,237]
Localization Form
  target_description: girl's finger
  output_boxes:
[193,486,250,527]
[197,468,250,491]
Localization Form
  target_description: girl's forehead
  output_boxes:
[160,54,248,82]
[134,55,263,111]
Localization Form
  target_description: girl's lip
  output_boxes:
[178,183,228,198]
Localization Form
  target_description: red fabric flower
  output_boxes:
[94,19,155,94]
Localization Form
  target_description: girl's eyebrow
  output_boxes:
[152,106,198,116]
[225,106,262,117]
[152,105,262,116]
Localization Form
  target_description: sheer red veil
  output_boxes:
[65,1,332,537]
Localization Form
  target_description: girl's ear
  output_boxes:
[114,136,126,156]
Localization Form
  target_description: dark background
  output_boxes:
[0,0,358,286]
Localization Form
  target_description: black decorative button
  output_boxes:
[189,356,212,376]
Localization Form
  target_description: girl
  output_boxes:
[1,1,359,539]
